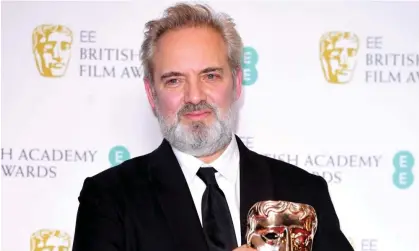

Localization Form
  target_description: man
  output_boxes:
[72,3,354,251]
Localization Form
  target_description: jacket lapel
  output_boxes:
[148,136,275,248]
[149,139,208,251]
[236,136,275,245]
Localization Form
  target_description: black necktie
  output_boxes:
[197,167,238,251]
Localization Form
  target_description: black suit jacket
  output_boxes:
[72,136,353,251]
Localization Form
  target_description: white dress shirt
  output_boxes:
[171,135,242,245]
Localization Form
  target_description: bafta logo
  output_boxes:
[32,24,73,78]
[30,229,71,251]
[246,200,318,251]
[320,31,359,84]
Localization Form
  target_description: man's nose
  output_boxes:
[184,80,206,104]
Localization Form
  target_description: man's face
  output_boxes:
[145,26,242,157]
[36,31,72,77]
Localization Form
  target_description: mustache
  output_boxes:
[178,101,216,116]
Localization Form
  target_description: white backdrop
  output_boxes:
[1,1,419,251]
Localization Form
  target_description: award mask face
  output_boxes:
[246,201,318,251]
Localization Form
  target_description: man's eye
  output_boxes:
[206,73,219,81]
[166,79,178,85]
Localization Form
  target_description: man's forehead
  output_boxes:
[152,53,228,74]
[159,65,226,75]
[152,27,228,71]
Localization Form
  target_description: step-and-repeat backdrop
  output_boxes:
[2,0,419,251]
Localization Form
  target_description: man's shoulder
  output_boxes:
[249,150,330,206]
[250,150,324,185]
[85,153,154,190]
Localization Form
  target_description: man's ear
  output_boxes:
[234,67,243,101]
[144,77,156,109]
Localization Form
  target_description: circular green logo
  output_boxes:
[241,46,259,86]
[109,145,130,167]
[393,151,414,189]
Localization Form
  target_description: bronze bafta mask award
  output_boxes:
[245,200,318,251]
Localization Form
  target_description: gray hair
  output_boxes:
[140,2,243,84]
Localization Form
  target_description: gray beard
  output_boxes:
[155,103,236,157]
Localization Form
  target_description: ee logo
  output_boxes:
[393,151,414,189]
[109,145,130,167]
[241,46,258,86]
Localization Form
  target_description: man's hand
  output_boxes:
[233,244,256,251]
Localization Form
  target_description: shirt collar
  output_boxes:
[172,135,240,185]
